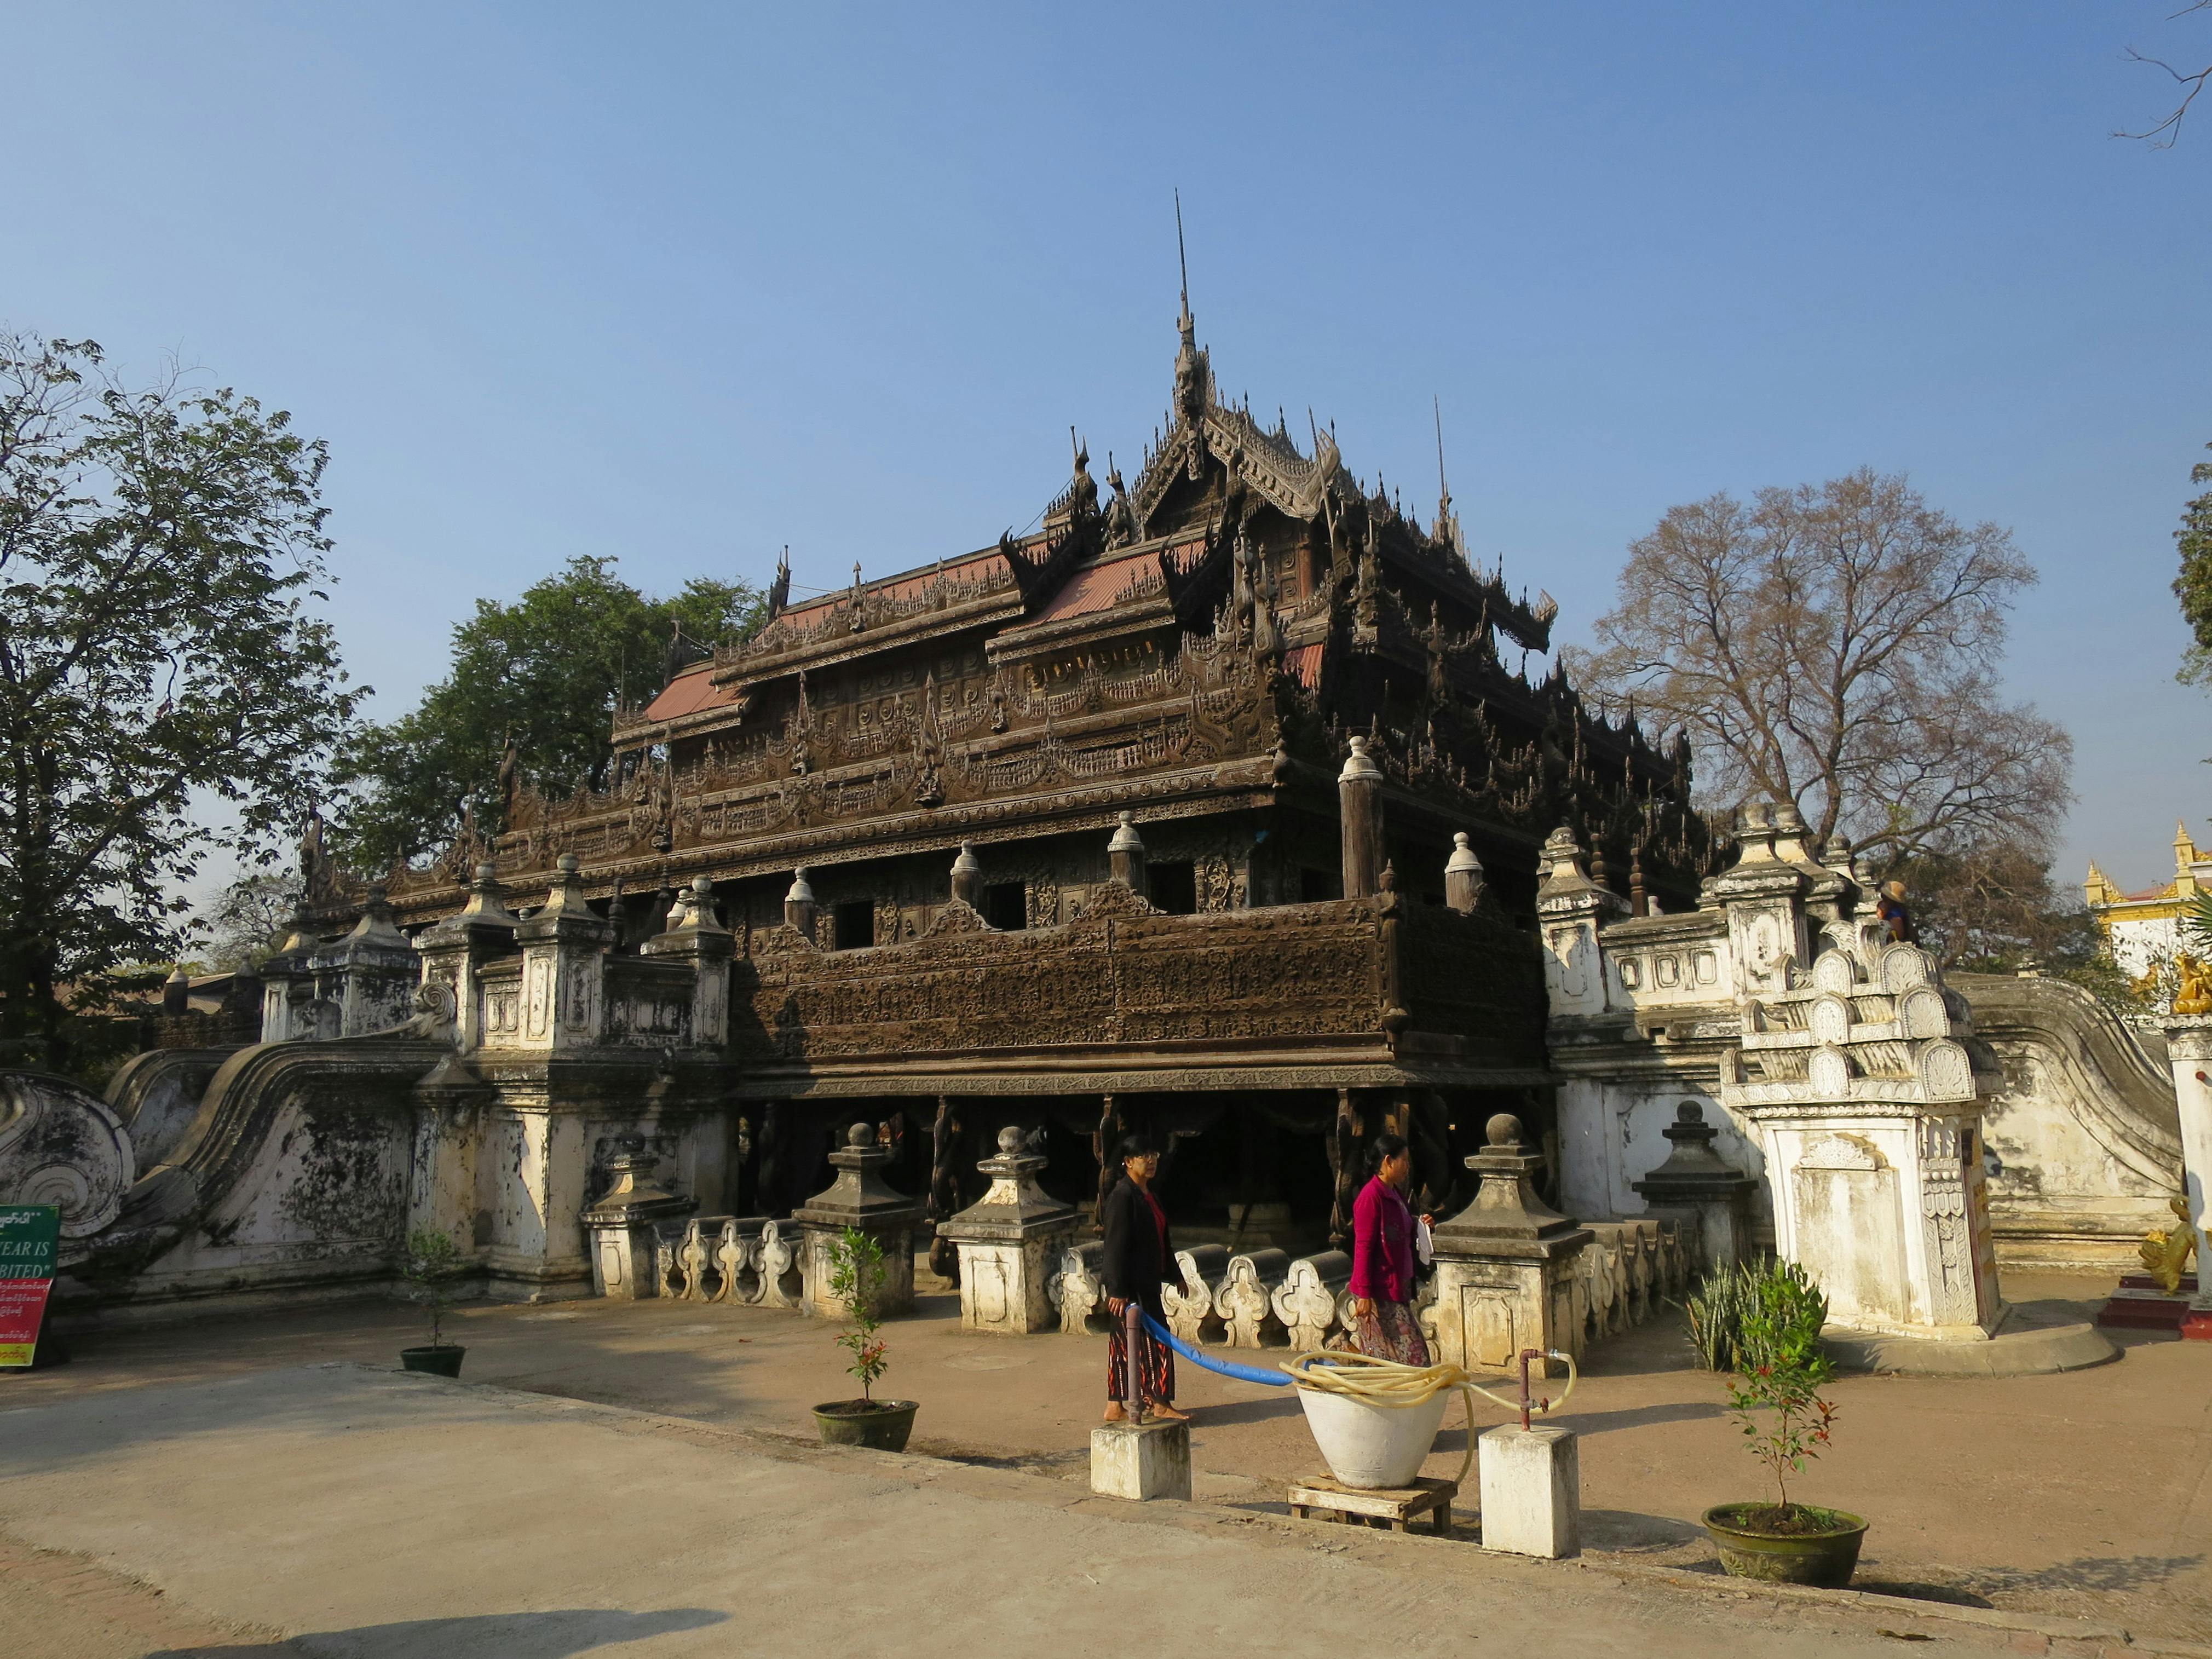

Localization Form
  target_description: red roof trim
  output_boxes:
[642,664,740,723]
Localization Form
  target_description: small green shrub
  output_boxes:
[401,1227,464,1350]
[824,1226,890,1403]
[1723,1258,1838,1518]
[1684,1259,1759,1371]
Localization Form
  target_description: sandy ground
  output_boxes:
[2,1268,2206,1656]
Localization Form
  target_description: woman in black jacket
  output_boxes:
[1099,1135,1189,1423]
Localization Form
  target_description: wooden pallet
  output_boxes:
[1288,1474,1459,1537]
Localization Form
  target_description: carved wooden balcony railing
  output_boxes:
[728,888,1547,1095]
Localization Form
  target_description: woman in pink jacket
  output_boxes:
[1345,1132,1431,1365]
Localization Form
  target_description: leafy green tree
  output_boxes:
[825,1225,891,1404]
[1721,1259,1837,1520]
[333,556,763,869]
[1890,844,2110,979]
[0,333,361,1068]
[2171,443,2212,686]
[401,1226,464,1351]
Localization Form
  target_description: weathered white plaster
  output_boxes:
[1089,1419,1193,1501]
[1478,1425,1581,1559]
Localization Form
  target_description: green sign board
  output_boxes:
[0,1205,60,1367]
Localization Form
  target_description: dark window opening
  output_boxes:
[1300,866,1343,902]
[1148,860,1197,914]
[983,880,1028,931]
[833,900,875,950]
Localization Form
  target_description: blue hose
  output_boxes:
[1140,1310,1294,1387]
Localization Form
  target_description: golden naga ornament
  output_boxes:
[2139,1194,2199,1294]
[2172,953,2212,1016]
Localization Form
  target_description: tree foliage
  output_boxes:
[2170,443,2212,687]
[0,333,360,1065]
[1569,469,2071,868]
[200,869,301,970]
[333,556,763,871]
[1724,1259,1837,1518]
[826,1225,891,1403]
[1891,843,2132,1000]
[402,1226,464,1351]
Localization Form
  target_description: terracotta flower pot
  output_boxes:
[400,1345,466,1378]
[1702,1503,1867,1587]
[812,1399,918,1451]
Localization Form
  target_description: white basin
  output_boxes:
[1295,1383,1450,1489]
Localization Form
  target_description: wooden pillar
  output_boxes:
[926,1095,963,1279]
[950,844,983,909]
[1108,814,1148,892]
[1445,833,1485,914]
[1339,737,1383,900]
[756,1099,788,1217]
[783,869,817,942]
[1327,1087,1368,1249]
[1091,1093,1124,1228]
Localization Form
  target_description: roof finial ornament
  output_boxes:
[1171,189,1207,425]
[768,545,791,619]
[1103,450,1134,546]
[1432,395,1465,558]
[1067,427,1097,518]
[1175,187,1193,340]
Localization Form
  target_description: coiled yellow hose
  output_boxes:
[1280,1349,1580,1488]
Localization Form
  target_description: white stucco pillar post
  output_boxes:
[2163,1017,2212,1336]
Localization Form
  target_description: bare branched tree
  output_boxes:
[2118,1,2212,147]
[200,871,301,971]
[1566,469,2072,868]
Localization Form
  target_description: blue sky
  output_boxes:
[9,3,2210,895]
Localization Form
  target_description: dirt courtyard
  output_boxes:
[4,1266,2207,1654]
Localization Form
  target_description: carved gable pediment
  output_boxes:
[1072,882,1159,921]
[923,897,992,937]
[1798,1133,1885,1172]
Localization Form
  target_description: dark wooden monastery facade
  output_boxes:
[356,303,1713,1252]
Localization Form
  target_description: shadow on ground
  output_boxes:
[1182,1391,1304,1427]
[1581,1508,1706,1553]
[1555,1402,1726,1436]
[148,1606,725,1658]
[1959,1554,2208,1594]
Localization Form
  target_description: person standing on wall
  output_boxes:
[1343,1132,1432,1366]
[1101,1134,1189,1423]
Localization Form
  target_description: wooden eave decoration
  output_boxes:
[985,592,1180,666]
[709,588,1026,689]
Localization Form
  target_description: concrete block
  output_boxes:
[1478,1424,1580,1559]
[1089,1419,1192,1502]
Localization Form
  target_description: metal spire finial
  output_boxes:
[1433,396,1450,510]
[1433,396,1464,556]
[1175,190,1189,315]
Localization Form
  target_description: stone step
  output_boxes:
[2117,1271,2198,1295]
[2096,1297,2190,1330]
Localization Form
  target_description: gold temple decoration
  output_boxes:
[2172,953,2212,1016]
[2139,1194,2199,1294]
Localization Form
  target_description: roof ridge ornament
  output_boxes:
[1432,395,1466,562]
[767,546,790,619]
[1171,190,1209,428]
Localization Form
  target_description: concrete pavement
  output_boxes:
[0,1362,2167,1659]
[5,1268,2209,1656]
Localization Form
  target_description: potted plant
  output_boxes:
[399,1226,467,1378]
[1701,1258,1866,1587]
[810,1226,919,1451]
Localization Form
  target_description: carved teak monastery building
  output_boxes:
[352,303,1713,1249]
